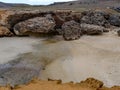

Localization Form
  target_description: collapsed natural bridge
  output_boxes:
[0,9,120,40]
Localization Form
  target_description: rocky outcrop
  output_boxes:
[81,11,110,27]
[62,20,81,40]
[80,78,103,89]
[80,23,104,35]
[0,10,52,32]
[14,16,55,36]
[108,14,120,27]
[80,10,120,28]
[0,9,120,39]
[0,26,13,37]
[0,10,81,34]
[51,11,81,29]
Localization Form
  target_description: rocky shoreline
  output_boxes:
[0,9,120,89]
[0,9,120,40]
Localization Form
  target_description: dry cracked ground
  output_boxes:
[0,8,120,90]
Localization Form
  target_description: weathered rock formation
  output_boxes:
[108,14,120,27]
[62,20,81,40]
[80,23,104,35]
[0,10,43,30]
[81,11,110,27]
[0,26,13,37]
[14,16,55,36]
[0,9,120,39]
[0,10,80,34]
[80,78,103,89]
[81,10,120,28]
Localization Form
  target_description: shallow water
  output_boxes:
[0,34,120,87]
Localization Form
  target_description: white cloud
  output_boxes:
[28,0,75,5]
[29,0,74,3]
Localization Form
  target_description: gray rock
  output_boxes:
[81,11,109,27]
[14,16,56,36]
[80,23,104,35]
[108,14,120,27]
[62,20,81,40]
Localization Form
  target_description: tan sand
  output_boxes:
[0,78,120,90]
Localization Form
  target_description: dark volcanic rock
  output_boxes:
[80,23,104,35]
[81,11,110,27]
[14,16,55,36]
[108,14,120,27]
[62,20,81,40]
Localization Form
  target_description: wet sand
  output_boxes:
[39,32,120,87]
[0,37,40,64]
[0,32,119,87]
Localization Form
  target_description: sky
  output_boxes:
[0,0,75,5]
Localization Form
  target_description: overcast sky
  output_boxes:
[0,0,75,5]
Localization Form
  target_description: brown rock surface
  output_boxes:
[0,10,42,30]
[62,20,81,40]
[80,23,104,35]
[80,78,103,89]
[14,16,55,36]
[0,26,13,37]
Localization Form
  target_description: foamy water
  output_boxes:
[0,33,120,87]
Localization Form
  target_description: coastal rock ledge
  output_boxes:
[0,9,120,40]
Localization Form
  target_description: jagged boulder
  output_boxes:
[14,16,56,36]
[80,78,103,89]
[108,14,120,27]
[81,11,110,27]
[52,11,82,29]
[0,10,81,33]
[61,20,81,40]
[0,26,13,37]
[80,23,104,35]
